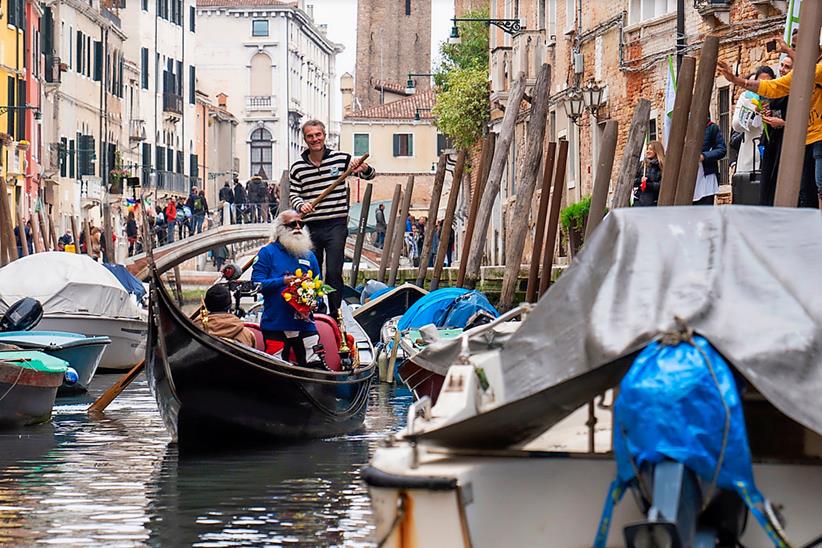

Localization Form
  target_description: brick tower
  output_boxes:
[355,0,432,109]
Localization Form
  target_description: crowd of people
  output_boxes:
[371,210,454,268]
[633,32,819,210]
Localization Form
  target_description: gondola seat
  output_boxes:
[254,315,344,372]
[243,322,266,352]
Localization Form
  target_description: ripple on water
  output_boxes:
[0,374,412,546]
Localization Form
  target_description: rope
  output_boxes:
[659,316,731,509]
[0,365,26,404]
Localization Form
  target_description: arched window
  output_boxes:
[250,127,272,179]
[250,52,272,97]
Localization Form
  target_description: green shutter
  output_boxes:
[393,134,399,157]
[93,41,102,81]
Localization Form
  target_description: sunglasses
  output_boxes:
[285,220,304,229]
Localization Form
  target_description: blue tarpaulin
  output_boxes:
[397,288,498,331]
[103,263,146,301]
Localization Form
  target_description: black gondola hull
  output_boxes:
[146,273,375,450]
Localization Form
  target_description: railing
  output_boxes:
[246,95,275,111]
[129,119,146,141]
[163,93,183,115]
[155,171,190,194]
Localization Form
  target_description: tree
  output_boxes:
[432,10,490,148]
[432,66,489,150]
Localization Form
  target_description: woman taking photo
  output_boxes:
[633,141,665,206]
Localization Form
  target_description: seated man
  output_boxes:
[192,284,256,348]
[251,209,323,367]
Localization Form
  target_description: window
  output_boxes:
[436,133,453,156]
[68,139,75,178]
[60,137,68,177]
[250,128,272,179]
[141,143,151,183]
[405,0,410,15]
[6,77,13,137]
[250,52,272,96]
[142,0,148,11]
[190,153,198,180]
[156,145,164,173]
[538,0,546,30]
[648,116,658,143]
[16,79,24,139]
[392,134,413,157]
[76,31,83,75]
[565,0,575,33]
[189,65,195,104]
[141,48,149,89]
[252,20,269,37]
[190,6,195,31]
[629,0,675,25]
[353,133,369,156]
[548,0,557,37]
[93,41,102,81]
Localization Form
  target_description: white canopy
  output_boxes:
[0,252,143,320]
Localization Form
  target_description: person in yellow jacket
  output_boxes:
[718,42,822,209]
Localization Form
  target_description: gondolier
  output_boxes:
[289,120,375,317]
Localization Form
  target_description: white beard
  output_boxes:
[277,226,313,257]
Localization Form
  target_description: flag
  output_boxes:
[784,0,801,42]
[663,55,677,148]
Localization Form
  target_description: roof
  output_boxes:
[373,80,411,96]
[346,90,436,121]
[196,0,295,8]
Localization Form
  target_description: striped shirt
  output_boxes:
[289,147,376,222]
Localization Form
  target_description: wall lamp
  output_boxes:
[406,73,435,95]
[564,79,606,126]
[448,17,525,45]
[414,108,432,121]
[0,104,42,120]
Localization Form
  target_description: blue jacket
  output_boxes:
[701,122,727,177]
[251,241,320,333]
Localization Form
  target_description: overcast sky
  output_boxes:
[308,0,456,111]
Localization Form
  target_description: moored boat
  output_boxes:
[0,331,109,393]
[352,283,428,343]
[0,351,68,429]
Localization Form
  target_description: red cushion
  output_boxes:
[243,322,267,352]
[254,314,344,371]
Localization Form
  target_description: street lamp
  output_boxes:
[0,104,42,119]
[414,108,432,121]
[448,17,525,45]
[406,73,435,95]
[582,79,605,119]
[564,88,585,126]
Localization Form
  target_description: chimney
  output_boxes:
[217,93,228,108]
[340,73,354,115]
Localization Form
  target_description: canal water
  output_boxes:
[0,373,412,546]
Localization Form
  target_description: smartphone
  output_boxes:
[766,40,777,52]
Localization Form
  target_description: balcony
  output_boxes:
[490,46,513,113]
[163,92,183,116]
[45,54,63,84]
[511,30,548,89]
[750,0,787,15]
[129,119,146,141]
[155,170,190,195]
[246,95,276,113]
[695,0,731,28]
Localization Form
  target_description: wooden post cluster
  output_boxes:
[387,176,415,286]
[674,35,719,206]
[430,150,467,291]
[456,132,495,288]
[0,178,18,265]
[539,140,569,297]
[464,71,527,289]
[349,182,373,286]
[415,154,448,287]
[611,99,652,210]
[525,142,557,303]
[775,1,822,207]
[584,120,619,241]
[377,183,402,283]
[658,56,696,206]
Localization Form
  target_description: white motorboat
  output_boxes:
[0,252,147,370]
[364,207,822,548]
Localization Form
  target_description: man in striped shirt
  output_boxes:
[290,119,375,316]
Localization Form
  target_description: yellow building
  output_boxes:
[0,0,27,218]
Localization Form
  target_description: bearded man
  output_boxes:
[251,209,322,367]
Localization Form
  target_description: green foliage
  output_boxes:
[560,196,592,232]
[432,66,489,150]
[434,9,489,88]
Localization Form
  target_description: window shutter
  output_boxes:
[393,134,399,157]
[407,135,413,156]
[93,41,102,81]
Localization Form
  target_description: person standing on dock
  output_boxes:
[289,119,375,317]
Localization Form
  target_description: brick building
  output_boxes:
[482,0,785,264]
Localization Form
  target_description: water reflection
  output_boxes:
[0,374,412,546]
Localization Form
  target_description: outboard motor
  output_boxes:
[0,298,44,332]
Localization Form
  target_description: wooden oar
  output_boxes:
[300,153,369,215]
[88,253,258,414]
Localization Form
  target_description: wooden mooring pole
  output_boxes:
[456,132,494,288]
[525,142,557,303]
[415,154,447,287]
[658,56,696,206]
[584,120,619,241]
[430,150,466,291]
[611,99,652,210]
[349,182,373,286]
[387,176,414,286]
[377,183,402,283]
[539,140,569,297]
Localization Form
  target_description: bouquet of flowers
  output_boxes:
[750,97,770,140]
[281,268,334,320]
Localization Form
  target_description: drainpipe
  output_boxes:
[676,0,685,71]
[181,0,186,192]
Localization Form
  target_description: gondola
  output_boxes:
[145,257,376,450]
[351,283,427,342]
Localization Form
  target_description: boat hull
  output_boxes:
[353,284,427,343]
[365,445,822,548]
[146,272,376,451]
[0,358,63,429]
[36,316,146,370]
[0,331,109,393]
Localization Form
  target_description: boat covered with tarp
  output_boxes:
[364,206,822,547]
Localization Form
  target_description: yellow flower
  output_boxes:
[307,269,313,278]
[283,293,292,302]
[295,268,302,277]
[314,279,322,289]
[317,290,325,297]
[302,281,312,290]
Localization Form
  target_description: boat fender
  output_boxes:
[64,367,79,386]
